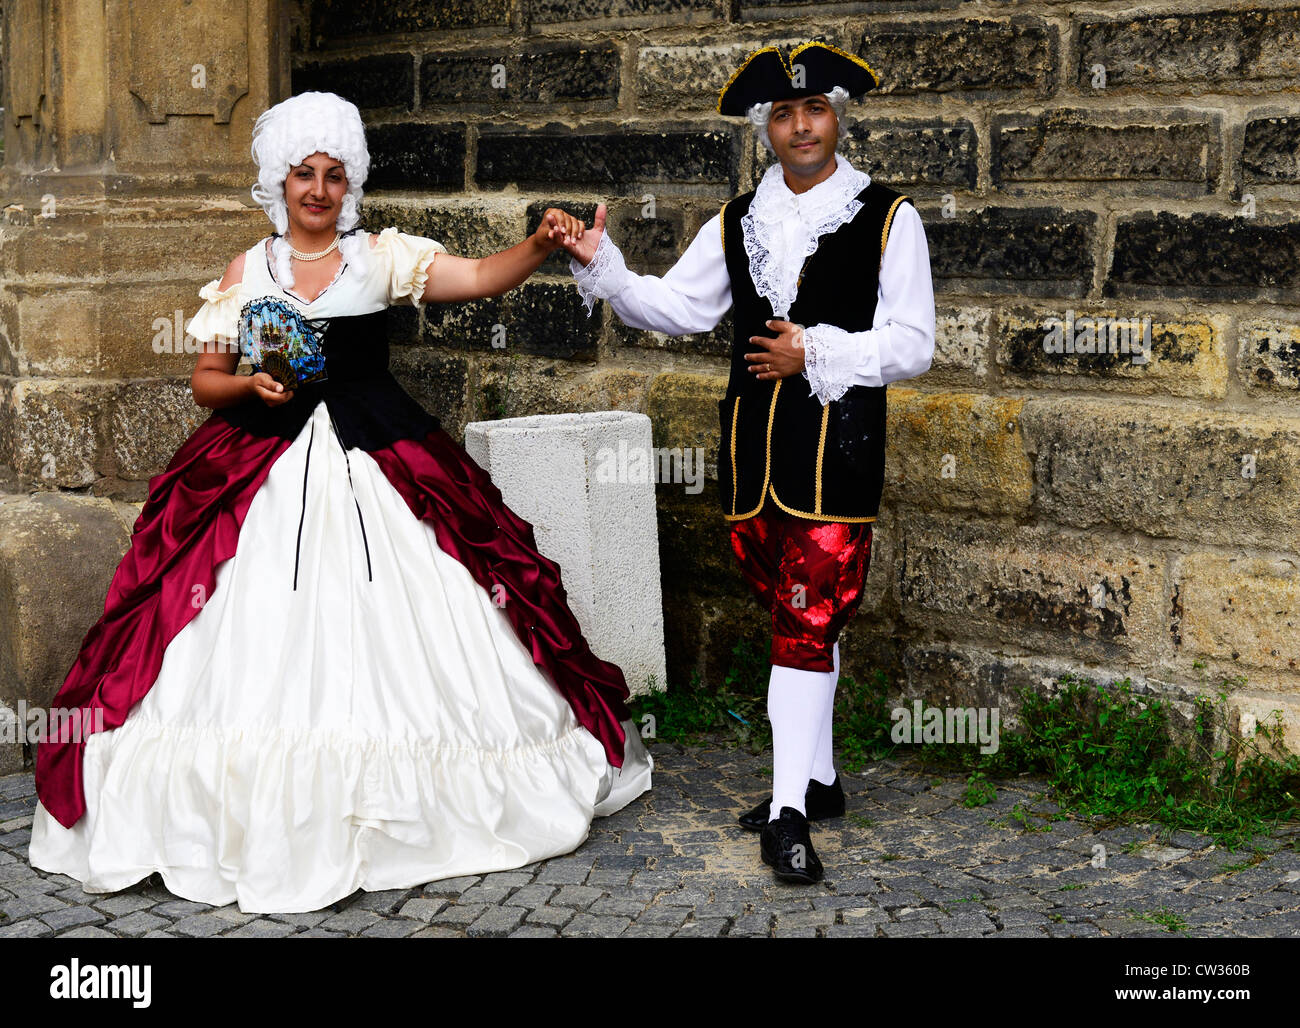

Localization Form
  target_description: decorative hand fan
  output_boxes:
[237,297,328,389]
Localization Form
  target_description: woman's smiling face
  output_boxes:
[283,152,348,234]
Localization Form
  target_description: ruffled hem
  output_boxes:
[371,226,448,309]
[185,277,243,344]
[29,712,631,913]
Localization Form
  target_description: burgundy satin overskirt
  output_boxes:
[35,411,630,829]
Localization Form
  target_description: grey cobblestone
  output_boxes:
[39,905,106,931]
[503,884,557,909]
[227,919,299,938]
[561,914,630,936]
[58,926,117,939]
[105,911,169,937]
[2,748,1298,939]
[550,885,603,909]
[397,898,448,922]
[362,918,424,938]
[430,903,489,927]
[171,914,231,938]
[467,907,525,938]
[526,906,575,928]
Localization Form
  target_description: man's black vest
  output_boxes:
[717,179,912,523]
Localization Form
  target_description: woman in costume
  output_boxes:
[27,91,652,914]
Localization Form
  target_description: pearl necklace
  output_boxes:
[285,232,341,261]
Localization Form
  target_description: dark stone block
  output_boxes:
[613,313,732,358]
[421,282,600,361]
[993,110,1217,188]
[1243,116,1300,183]
[843,119,978,189]
[366,123,466,191]
[420,45,619,108]
[308,0,509,45]
[292,55,415,112]
[1075,8,1300,89]
[476,127,738,193]
[857,18,1057,96]
[530,0,720,24]
[926,207,1097,298]
[1106,213,1300,300]
[999,309,1193,376]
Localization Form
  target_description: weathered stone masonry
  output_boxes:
[1,0,1298,772]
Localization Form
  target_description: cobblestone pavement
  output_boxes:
[2,744,1299,938]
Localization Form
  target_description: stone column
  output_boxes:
[0,0,285,772]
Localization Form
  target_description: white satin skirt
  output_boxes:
[29,398,653,913]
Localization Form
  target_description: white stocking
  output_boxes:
[810,642,839,786]
[767,662,836,821]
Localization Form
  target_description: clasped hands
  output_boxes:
[543,201,806,381]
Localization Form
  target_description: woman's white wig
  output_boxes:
[747,85,851,152]
[250,91,371,290]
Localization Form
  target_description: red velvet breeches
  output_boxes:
[729,507,874,672]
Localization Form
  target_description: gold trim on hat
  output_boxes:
[788,40,880,89]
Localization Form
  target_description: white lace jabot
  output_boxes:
[741,153,870,320]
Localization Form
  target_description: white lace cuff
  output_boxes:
[570,231,629,316]
[801,323,863,405]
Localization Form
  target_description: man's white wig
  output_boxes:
[747,85,851,152]
[250,91,371,290]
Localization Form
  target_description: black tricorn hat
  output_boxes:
[717,41,879,116]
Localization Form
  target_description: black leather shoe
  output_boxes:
[738,774,846,830]
[760,806,824,884]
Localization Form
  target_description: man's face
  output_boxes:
[767,95,838,181]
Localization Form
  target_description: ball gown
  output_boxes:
[26,227,653,914]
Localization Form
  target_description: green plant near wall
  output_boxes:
[629,640,1300,849]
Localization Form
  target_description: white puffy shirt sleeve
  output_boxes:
[185,278,242,346]
[372,226,449,309]
[801,201,935,403]
[570,214,732,335]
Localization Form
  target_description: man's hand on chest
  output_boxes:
[746,319,807,381]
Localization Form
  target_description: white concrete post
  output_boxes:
[464,410,667,697]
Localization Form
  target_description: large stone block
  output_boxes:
[998,307,1229,398]
[992,109,1219,193]
[886,388,1033,516]
[635,36,815,110]
[476,126,738,194]
[896,516,1168,666]
[645,371,727,480]
[1173,552,1300,683]
[1075,8,1300,89]
[473,360,652,427]
[0,492,132,713]
[1237,319,1300,394]
[926,206,1097,298]
[1107,213,1300,301]
[420,44,620,110]
[857,18,1058,97]
[464,410,667,696]
[1021,397,1300,551]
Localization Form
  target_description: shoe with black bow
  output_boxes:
[760,806,824,884]
[738,774,845,830]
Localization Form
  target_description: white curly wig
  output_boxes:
[250,91,371,290]
[747,85,851,153]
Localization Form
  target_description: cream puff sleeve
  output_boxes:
[185,278,243,345]
[372,226,449,308]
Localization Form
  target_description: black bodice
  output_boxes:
[212,308,440,451]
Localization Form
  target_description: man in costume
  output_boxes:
[560,42,934,883]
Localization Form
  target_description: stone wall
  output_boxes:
[2,0,1298,762]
